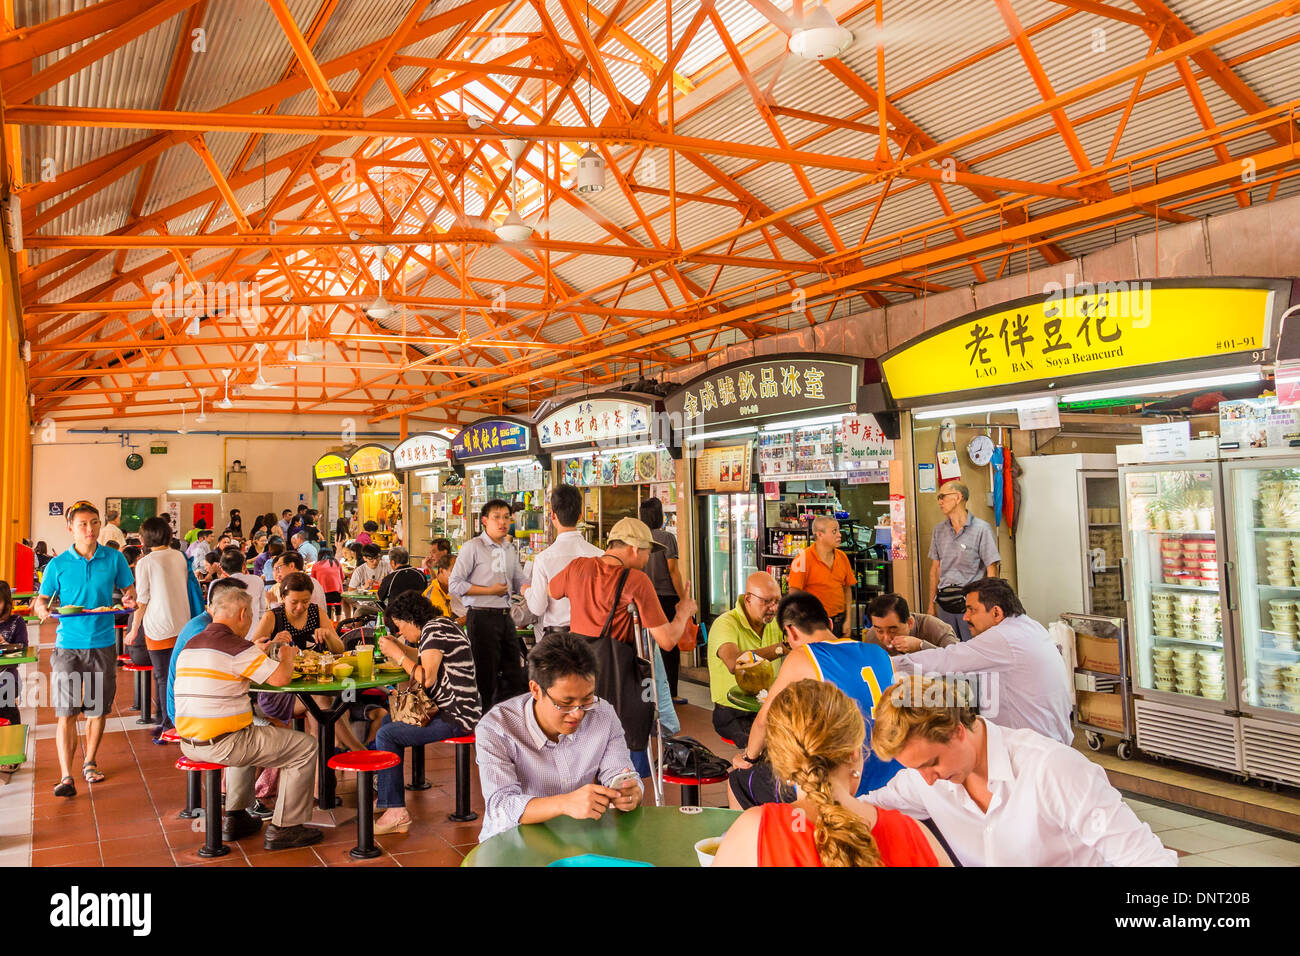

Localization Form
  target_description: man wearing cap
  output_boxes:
[548,517,698,777]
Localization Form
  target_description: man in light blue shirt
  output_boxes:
[292,531,318,564]
[34,501,136,798]
[476,634,641,842]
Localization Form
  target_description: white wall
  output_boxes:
[29,412,402,546]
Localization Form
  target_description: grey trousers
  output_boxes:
[181,723,317,828]
[935,606,974,643]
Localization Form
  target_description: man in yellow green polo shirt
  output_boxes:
[708,571,788,747]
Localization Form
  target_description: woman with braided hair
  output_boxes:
[713,680,949,867]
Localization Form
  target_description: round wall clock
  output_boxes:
[126,453,144,470]
[966,435,995,467]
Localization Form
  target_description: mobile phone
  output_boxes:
[608,770,640,790]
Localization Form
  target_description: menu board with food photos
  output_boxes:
[695,444,753,493]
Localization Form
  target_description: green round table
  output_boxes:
[463,806,740,867]
[0,651,38,666]
[726,687,762,713]
[254,671,402,810]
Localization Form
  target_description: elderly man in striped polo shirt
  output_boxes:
[172,585,322,851]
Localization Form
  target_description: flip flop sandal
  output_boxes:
[54,776,76,797]
[82,763,105,784]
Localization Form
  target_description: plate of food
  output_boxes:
[618,456,636,483]
[376,663,406,675]
[636,452,657,482]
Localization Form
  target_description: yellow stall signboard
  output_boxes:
[348,445,392,476]
[313,454,348,480]
[881,284,1275,403]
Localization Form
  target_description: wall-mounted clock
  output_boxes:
[126,453,144,471]
[966,434,995,467]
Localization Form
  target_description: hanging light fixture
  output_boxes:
[576,146,605,194]
[215,370,234,410]
[788,4,853,61]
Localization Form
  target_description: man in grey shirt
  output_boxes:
[862,592,958,655]
[449,498,529,709]
[929,481,1000,642]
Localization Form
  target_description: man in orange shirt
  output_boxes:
[787,516,856,639]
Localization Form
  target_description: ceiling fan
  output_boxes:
[215,369,234,409]
[248,344,286,390]
[176,402,190,435]
[287,310,324,362]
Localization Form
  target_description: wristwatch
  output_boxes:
[774,640,789,657]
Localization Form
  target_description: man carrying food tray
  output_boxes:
[34,501,136,799]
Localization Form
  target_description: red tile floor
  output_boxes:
[14,624,732,867]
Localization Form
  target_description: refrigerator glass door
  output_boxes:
[1122,464,1230,706]
[1225,462,1300,717]
[707,495,733,618]
[1083,472,1123,618]
[733,493,759,597]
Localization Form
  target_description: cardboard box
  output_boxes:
[1077,689,1125,732]
[1077,633,1121,675]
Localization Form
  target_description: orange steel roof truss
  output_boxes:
[2,0,1299,426]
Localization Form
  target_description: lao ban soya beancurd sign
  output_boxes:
[880,279,1288,404]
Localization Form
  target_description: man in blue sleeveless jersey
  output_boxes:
[727,591,902,810]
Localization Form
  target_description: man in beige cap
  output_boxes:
[548,517,698,776]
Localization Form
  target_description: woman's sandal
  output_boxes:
[81,762,105,784]
[53,776,76,797]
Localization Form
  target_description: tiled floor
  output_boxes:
[4,624,1300,866]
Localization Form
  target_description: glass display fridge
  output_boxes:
[1120,462,1243,774]
[1223,461,1300,784]
[699,493,760,621]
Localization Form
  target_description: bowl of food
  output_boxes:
[331,662,354,680]
[59,605,83,614]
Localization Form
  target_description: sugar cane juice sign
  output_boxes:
[665,355,861,434]
[881,279,1283,403]
[452,418,531,461]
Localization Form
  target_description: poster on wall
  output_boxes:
[1141,421,1192,461]
[889,493,908,561]
[918,463,937,494]
[164,500,180,534]
[1219,397,1300,451]
[936,449,962,482]
[694,444,752,493]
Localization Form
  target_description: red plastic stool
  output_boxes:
[328,750,400,860]
[116,654,130,666]
[162,730,201,819]
[122,663,154,724]
[720,737,735,748]
[441,735,477,822]
[663,771,729,807]
[176,756,228,857]
[0,718,9,726]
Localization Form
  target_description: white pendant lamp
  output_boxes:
[576,146,605,194]
[789,5,853,61]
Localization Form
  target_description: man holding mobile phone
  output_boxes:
[476,634,642,841]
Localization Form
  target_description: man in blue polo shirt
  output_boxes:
[34,500,136,798]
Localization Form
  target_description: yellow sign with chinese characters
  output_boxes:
[313,454,348,480]
[881,284,1275,403]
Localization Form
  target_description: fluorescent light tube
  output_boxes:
[1059,369,1261,404]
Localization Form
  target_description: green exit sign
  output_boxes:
[150,443,168,454]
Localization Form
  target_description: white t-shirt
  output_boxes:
[98,523,127,549]
[865,719,1177,867]
[209,573,267,625]
[525,530,604,631]
[135,547,193,642]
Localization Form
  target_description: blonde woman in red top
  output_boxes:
[713,679,950,867]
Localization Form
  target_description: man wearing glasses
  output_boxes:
[707,571,787,747]
[475,634,642,841]
[929,482,1000,643]
[787,516,857,638]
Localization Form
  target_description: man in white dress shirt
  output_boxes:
[868,675,1176,867]
[523,484,602,637]
[893,577,1073,745]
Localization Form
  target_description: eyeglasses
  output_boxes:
[745,593,780,607]
[541,688,600,715]
[937,492,960,500]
